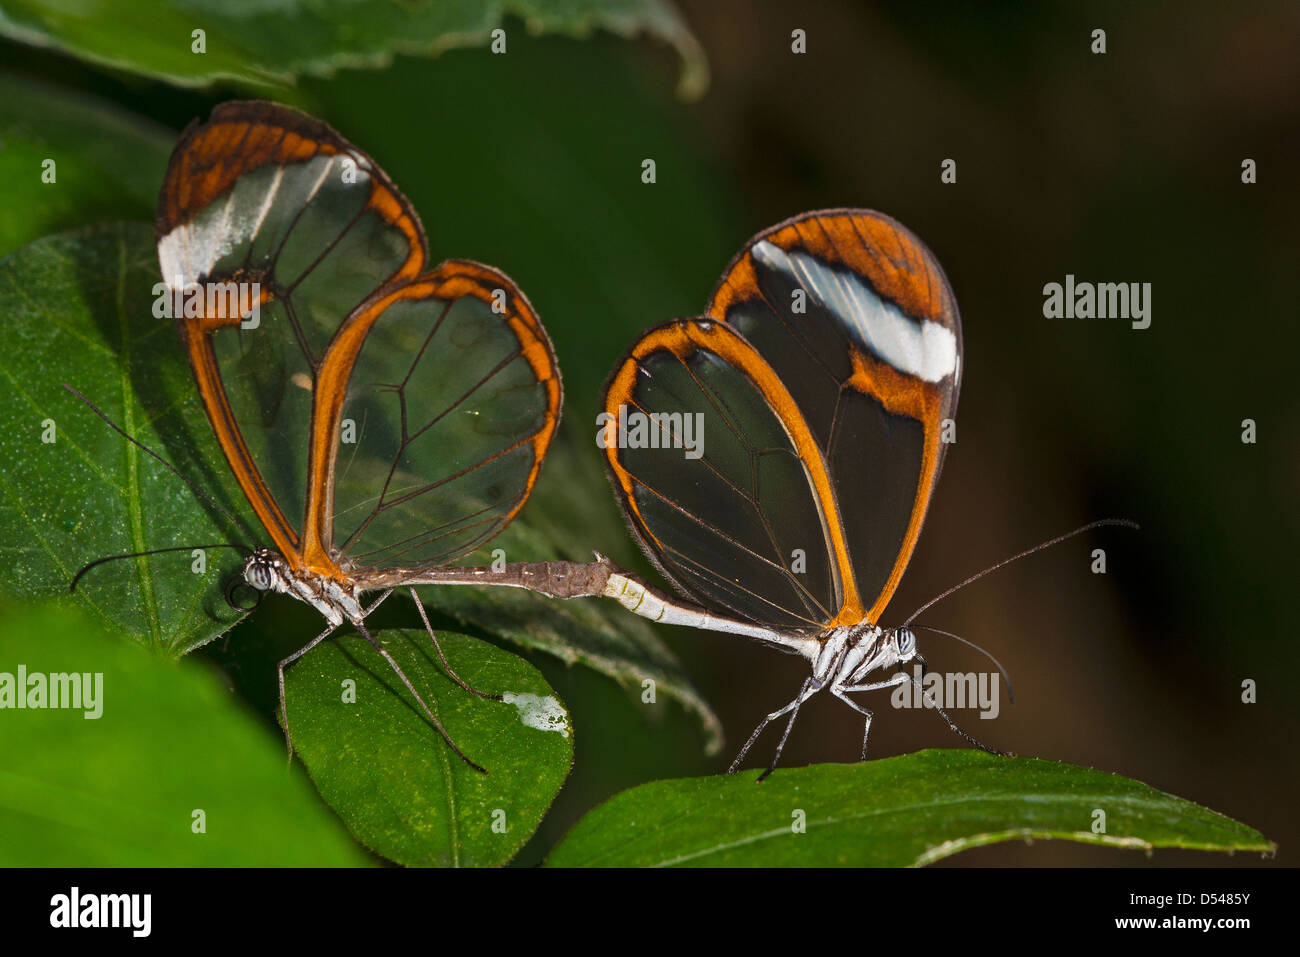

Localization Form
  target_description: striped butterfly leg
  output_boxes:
[408,587,501,701]
[277,620,339,765]
[729,677,824,782]
[830,672,911,761]
[277,589,393,763]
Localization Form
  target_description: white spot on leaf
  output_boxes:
[502,692,570,737]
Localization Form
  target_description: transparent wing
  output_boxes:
[319,262,561,572]
[602,319,857,635]
[706,209,962,622]
[156,101,425,559]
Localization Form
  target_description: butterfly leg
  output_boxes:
[278,621,339,762]
[729,678,822,781]
[408,587,502,701]
[759,680,824,783]
[832,672,909,761]
[278,590,394,763]
[728,684,806,776]
[831,691,873,761]
[352,615,488,774]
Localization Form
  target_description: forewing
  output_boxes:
[707,210,962,622]
[156,101,425,558]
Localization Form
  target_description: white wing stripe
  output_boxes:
[752,239,957,383]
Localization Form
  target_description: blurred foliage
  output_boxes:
[0,601,369,866]
[0,75,171,257]
[0,0,707,97]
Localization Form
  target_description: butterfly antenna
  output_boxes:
[64,384,257,545]
[911,624,1015,704]
[903,519,1139,627]
[71,543,250,592]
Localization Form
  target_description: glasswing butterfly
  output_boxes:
[519,208,1132,778]
[74,101,564,771]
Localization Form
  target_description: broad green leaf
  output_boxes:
[0,0,708,99]
[545,750,1276,867]
[285,628,572,867]
[0,73,172,257]
[0,223,716,740]
[0,223,253,656]
[0,601,370,866]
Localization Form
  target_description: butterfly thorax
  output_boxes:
[817,623,918,688]
[243,548,364,628]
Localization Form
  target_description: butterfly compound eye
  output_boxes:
[244,553,275,591]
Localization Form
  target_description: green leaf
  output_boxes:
[285,628,572,867]
[0,73,172,257]
[0,223,253,656]
[0,601,370,866]
[0,0,708,99]
[545,750,1276,866]
[0,223,718,745]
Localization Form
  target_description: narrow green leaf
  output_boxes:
[0,601,370,866]
[0,0,708,99]
[546,750,1276,867]
[285,628,573,867]
[0,73,172,257]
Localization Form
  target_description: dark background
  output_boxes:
[5,0,1295,865]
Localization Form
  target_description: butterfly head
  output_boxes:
[881,626,924,677]
[243,548,292,595]
[893,626,919,662]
